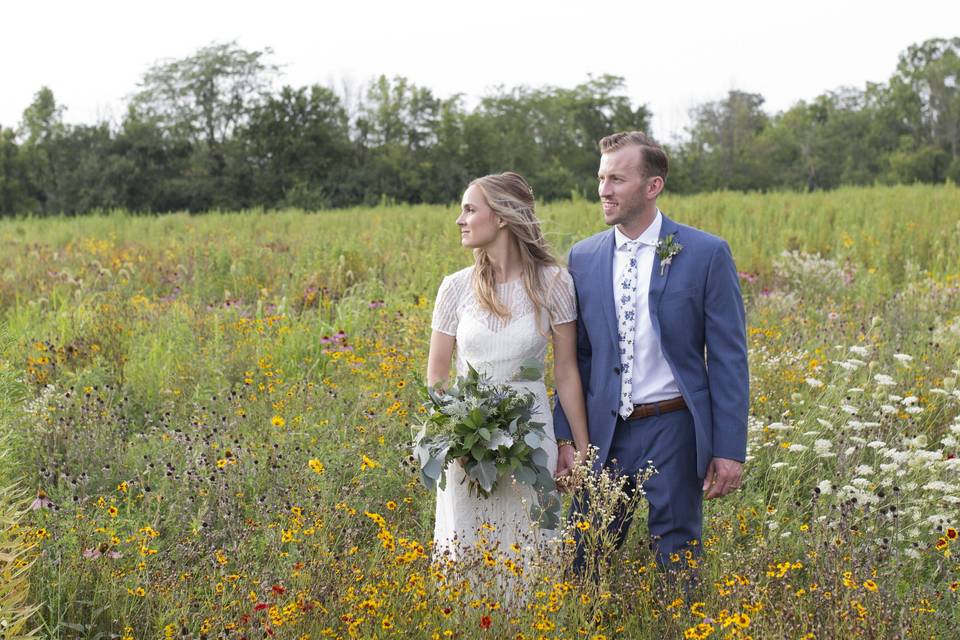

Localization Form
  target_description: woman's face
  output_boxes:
[457,185,503,248]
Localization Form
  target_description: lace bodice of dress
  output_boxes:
[431,265,577,384]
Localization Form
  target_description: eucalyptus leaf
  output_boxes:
[531,447,548,468]
[487,429,514,449]
[468,459,498,493]
[512,465,537,486]
[419,470,437,492]
[523,431,542,449]
[422,457,443,482]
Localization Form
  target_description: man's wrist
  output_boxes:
[557,438,575,448]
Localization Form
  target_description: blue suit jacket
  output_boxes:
[553,213,749,478]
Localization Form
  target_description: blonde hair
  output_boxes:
[599,131,668,179]
[467,172,561,328]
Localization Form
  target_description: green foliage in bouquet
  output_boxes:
[412,361,561,529]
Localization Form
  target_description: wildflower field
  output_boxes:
[1,184,959,639]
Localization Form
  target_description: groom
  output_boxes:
[554,131,748,570]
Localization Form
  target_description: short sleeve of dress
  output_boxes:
[431,275,460,336]
[547,267,577,326]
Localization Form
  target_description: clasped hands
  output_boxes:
[555,443,743,499]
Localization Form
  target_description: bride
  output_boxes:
[427,171,589,570]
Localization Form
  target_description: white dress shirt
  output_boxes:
[613,211,681,404]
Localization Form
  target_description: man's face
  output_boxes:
[598,145,650,227]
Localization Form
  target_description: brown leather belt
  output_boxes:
[627,396,687,420]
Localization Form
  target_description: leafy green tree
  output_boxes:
[18,87,66,213]
[130,41,279,203]
[241,85,354,208]
[674,90,769,192]
[886,37,960,181]
[0,126,33,215]
[355,76,443,202]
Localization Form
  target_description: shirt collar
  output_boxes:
[615,210,663,250]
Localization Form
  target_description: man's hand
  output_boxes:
[702,457,743,499]
[555,443,576,489]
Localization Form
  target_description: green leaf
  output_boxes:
[512,465,537,486]
[531,448,548,468]
[422,458,442,482]
[487,429,514,449]
[523,431,542,449]
[468,459,498,494]
[477,427,491,441]
[517,358,543,381]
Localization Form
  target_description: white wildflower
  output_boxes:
[854,465,874,475]
[874,373,896,386]
[880,404,897,415]
[903,435,928,448]
[788,444,808,453]
[813,439,833,452]
[902,396,918,406]
[867,440,886,449]
[893,353,913,364]
[849,346,870,356]
[817,480,833,494]
[841,404,859,415]
[806,377,824,388]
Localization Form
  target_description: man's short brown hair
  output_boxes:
[599,131,668,179]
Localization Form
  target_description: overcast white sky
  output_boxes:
[2,0,957,142]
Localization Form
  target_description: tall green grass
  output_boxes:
[0,184,957,638]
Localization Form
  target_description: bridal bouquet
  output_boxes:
[412,361,561,529]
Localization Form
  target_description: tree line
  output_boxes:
[1,38,958,216]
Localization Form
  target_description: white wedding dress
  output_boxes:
[430,265,576,570]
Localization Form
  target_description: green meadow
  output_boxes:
[1,184,959,638]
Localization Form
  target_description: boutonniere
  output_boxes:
[655,234,683,276]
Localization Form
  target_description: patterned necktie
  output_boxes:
[617,240,644,419]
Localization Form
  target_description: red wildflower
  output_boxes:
[480,615,492,629]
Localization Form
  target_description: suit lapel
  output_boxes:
[648,214,680,327]
[596,229,619,351]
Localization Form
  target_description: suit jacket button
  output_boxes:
[614,367,620,375]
